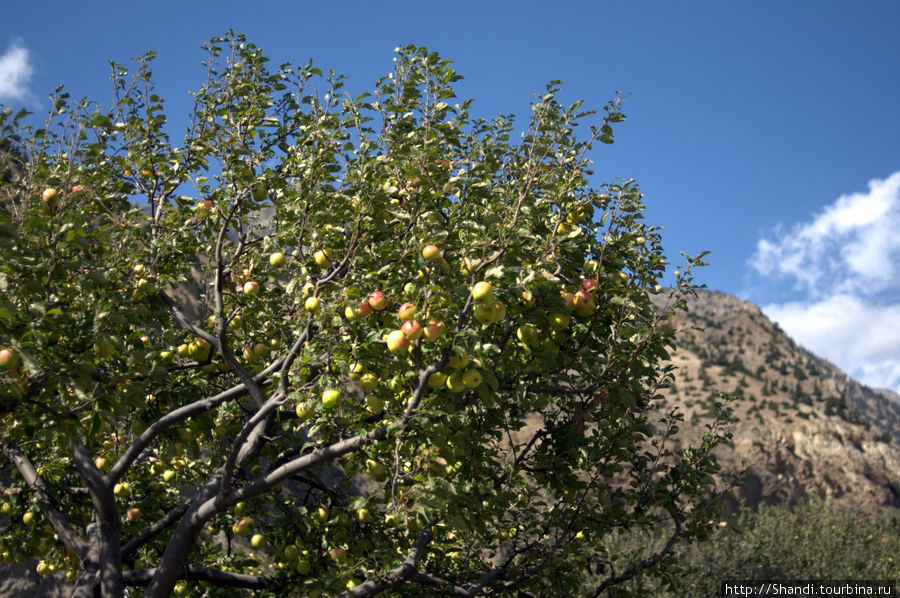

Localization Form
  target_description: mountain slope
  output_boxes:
[655,290,900,511]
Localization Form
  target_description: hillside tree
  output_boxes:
[0,33,731,597]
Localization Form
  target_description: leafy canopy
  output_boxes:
[0,32,729,598]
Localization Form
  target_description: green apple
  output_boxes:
[461,369,482,388]
[473,303,494,324]
[471,281,495,303]
[348,362,366,380]
[295,558,311,574]
[490,300,507,322]
[269,251,286,267]
[359,373,379,393]
[313,249,332,268]
[366,459,387,482]
[304,296,321,313]
[162,469,176,483]
[22,512,34,525]
[548,313,570,331]
[445,372,466,393]
[295,401,313,421]
[448,353,470,369]
[428,371,447,388]
[422,244,442,262]
[250,533,265,548]
[94,338,116,359]
[516,323,539,347]
[365,395,384,415]
[357,508,372,523]
[321,389,342,410]
[251,185,267,201]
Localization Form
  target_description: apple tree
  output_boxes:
[0,33,733,597]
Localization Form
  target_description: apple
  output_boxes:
[315,506,329,522]
[197,199,214,210]
[580,278,599,292]
[561,291,576,312]
[251,185,267,201]
[269,252,286,267]
[365,395,384,415]
[232,516,254,537]
[295,401,313,421]
[365,459,387,482]
[321,389,342,410]
[0,502,12,514]
[229,314,243,329]
[428,371,447,388]
[162,469,176,483]
[357,300,373,317]
[42,188,58,204]
[357,508,372,523]
[386,330,409,354]
[250,533,265,548]
[397,303,416,320]
[71,184,83,193]
[573,290,596,316]
[94,338,116,359]
[35,561,49,576]
[490,301,507,322]
[358,373,379,393]
[423,320,445,342]
[295,558,311,574]
[555,222,573,235]
[0,348,20,371]
[188,339,212,361]
[348,362,366,380]
[445,372,465,393]
[113,482,131,497]
[516,323,539,347]
[368,290,388,311]
[133,263,146,277]
[126,507,141,521]
[95,457,109,471]
[471,281,495,303]
[22,512,34,525]
[401,319,423,340]
[548,313,570,331]
[448,353,470,369]
[473,303,494,324]
[304,296,321,313]
[329,547,347,562]
[461,369,482,388]
[519,289,535,307]
[344,305,358,320]
[243,281,260,295]
[313,249,332,268]
[422,245,442,262]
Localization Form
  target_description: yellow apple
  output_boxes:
[472,281,494,303]
[269,252,286,267]
[386,330,409,354]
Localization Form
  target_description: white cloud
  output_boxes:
[0,40,34,102]
[751,172,900,393]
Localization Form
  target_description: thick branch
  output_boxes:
[123,564,269,589]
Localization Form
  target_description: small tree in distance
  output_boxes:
[0,32,732,597]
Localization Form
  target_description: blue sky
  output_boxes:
[3,1,899,392]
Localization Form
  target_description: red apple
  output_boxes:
[368,291,388,311]
[0,348,20,371]
[401,319,423,340]
[397,303,416,321]
[423,320,445,342]
[580,278,599,292]
[243,281,260,296]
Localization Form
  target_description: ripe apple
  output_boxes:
[401,319,423,340]
[0,348,20,371]
[422,245,442,262]
[580,278,599,292]
[573,290,596,316]
[357,300,373,317]
[243,281,260,295]
[397,303,416,320]
[386,330,410,354]
[295,401,313,421]
[126,507,141,521]
[472,281,495,303]
[423,320,445,342]
[321,389,342,410]
[71,184,83,193]
[313,249,332,268]
[304,296,321,313]
[42,188,58,204]
[22,512,34,525]
[368,290,388,310]
[269,252,286,267]
[232,516,254,537]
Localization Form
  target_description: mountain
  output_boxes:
[654,289,900,512]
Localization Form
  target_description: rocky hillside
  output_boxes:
[654,289,900,512]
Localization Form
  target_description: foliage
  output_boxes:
[601,499,900,596]
[0,32,730,597]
